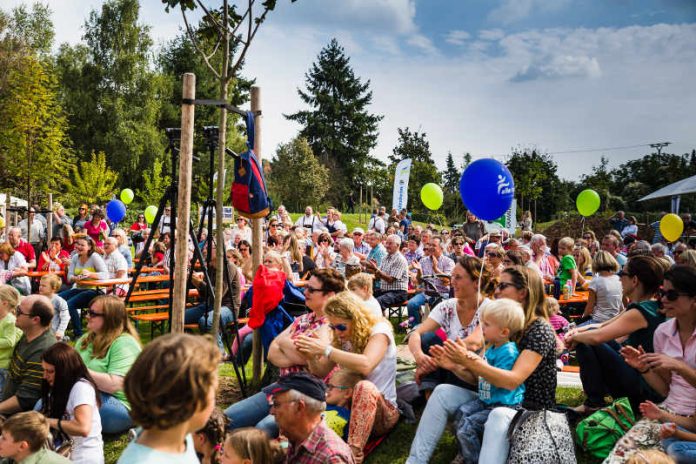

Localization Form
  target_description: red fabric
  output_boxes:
[37,250,70,271]
[14,240,35,263]
[130,222,147,232]
[248,265,286,329]
[84,220,108,247]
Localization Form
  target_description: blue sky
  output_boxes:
[7,0,696,179]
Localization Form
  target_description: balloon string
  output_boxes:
[477,256,485,300]
[581,216,585,238]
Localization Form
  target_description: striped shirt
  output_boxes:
[4,329,56,410]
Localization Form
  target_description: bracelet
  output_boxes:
[324,345,334,358]
[639,367,651,374]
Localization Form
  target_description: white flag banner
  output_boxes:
[392,158,412,211]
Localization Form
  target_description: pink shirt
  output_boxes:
[654,318,696,416]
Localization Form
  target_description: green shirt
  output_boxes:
[0,313,22,369]
[3,329,56,411]
[556,254,577,289]
[17,448,71,464]
[75,333,141,408]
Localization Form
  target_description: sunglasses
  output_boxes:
[86,309,104,318]
[319,239,330,243]
[304,287,324,294]
[487,252,501,258]
[618,269,632,278]
[496,281,521,291]
[329,323,348,332]
[657,288,690,301]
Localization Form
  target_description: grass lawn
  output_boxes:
[288,213,431,234]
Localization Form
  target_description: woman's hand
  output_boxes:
[640,353,686,373]
[442,338,479,366]
[620,345,647,371]
[414,350,438,373]
[293,334,328,358]
[639,401,664,421]
[659,422,678,439]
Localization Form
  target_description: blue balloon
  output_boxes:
[459,158,515,221]
[106,199,127,223]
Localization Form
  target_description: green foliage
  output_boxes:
[506,149,562,221]
[65,151,119,205]
[441,152,469,224]
[285,38,383,206]
[138,157,171,206]
[9,2,54,56]
[267,137,329,212]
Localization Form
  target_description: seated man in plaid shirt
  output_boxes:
[364,234,409,310]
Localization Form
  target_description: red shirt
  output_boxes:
[37,249,70,271]
[83,220,108,247]
[14,240,35,263]
[130,222,147,232]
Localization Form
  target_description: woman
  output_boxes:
[83,208,108,249]
[407,266,556,463]
[530,234,558,282]
[40,343,103,464]
[604,265,696,463]
[622,216,639,238]
[129,214,147,235]
[60,223,76,254]
[583,230,601,255]
[58,236,108,338]
[72,203,90,230]
[581,251,623,324]
[0,242,31,295]
[502,250,524,267]
[75,295,141,434]
[38,237,70,272]
[283,234,304,281]
[677,249,696,268]
[295,292,399,464]
[408,255,492,393]
[485,243,505,278]
[331,238,361,278]
[521,210,533,232]
[566,255,666,414]
[573,245,593,288]
[237,239,253,281]
[314,232,335,269]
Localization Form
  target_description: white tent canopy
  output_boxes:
[639,174,696,213]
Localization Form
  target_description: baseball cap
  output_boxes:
[262,372,326,402]
[489,229,502,237]
[352,227,365,235]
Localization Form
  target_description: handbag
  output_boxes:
[507,408,576,464]
[575,397,635,459]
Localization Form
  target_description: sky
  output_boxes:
[6,0,696,179]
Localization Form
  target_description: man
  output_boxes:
[407,237,454,324]
[102,237,129,296]
[50,203,71,239]
[368,207,386,234]
[601,234,628,267]
[7,228,36,270]
[295,206,321,233]
[649,212,667,244]
[265,372,354,464]
[651,243,675,264]
[610,210,629,234]
[364,232,386,269]
[111,228,133,269]
[226,269,345,435]
[399,209,412,236]
[0,295,56,415]
[366,234,409,309]
[462,211,485,246]
[419,230,432,253]
[159,206,172,235]
[352,228,371,260]
[17,208,45,258]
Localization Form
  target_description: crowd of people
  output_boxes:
[0,201,694,463]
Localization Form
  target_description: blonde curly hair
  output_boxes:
[325,291,389,354]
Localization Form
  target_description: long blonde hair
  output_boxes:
[325,292,388,354]
[79,295,140,358]
[0,284,21,309]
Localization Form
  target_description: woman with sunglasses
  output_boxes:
[484,243,505,279]
[294,292,399,463]
[566,255,666,415]
[314,232,336,270]
[129,213,147,235]
[74,295,141,434]
[408,266,556,464]
[603,265,696,463]
[237,240,254,281]
[72,204,90,230]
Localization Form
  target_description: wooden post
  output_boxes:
[2,193,7,237]
[171,72,196,333]
[251,86,263,384]
[47,194,53,241]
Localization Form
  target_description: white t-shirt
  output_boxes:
[118,432,198,464]
[368,216,386,234]
[365,321,397,407]
[428,297,490,340]
[50,294,70,335]
[66,380,104,464]
[587,274,624,322]
[362,296,383,319]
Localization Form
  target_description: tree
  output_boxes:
[441,152,469,224]
[389,127,440,217]
[0,54,73,204]
[138,158,171,207]
[64,151,119,205]
[286,38,383,205]
[506,149,561,222]
[267,137,329,212]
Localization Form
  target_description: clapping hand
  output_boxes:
[639,352,685,373]
[294,334,327,358]
[659,423,678,439]
[620,345,647,371]
[639,401,664,421]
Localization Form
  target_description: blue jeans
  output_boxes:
[58,288,102,337]
[100,392,133,434]
[406,384,477,464]
[406,293,440,324]
[185,304,234,353]
[663,429,696,464]
[224,391,278,437]
[455,399,493,463]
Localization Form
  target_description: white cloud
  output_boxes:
[488,0,571,25]
[445,30,470,46]
[407,34,438,55]
[479,28,505,41]
[512,55,601,81]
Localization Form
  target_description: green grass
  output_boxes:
[288,213,430,234]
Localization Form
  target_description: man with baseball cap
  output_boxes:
[352,227,371,260]
[265,372,354,463]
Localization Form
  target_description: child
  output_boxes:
[582,250,623,324]
[0,285,22,392]
[347,273,382,318]
[0,411,70,463]
[118,333,220,463]
[547,297,570,369]
[454,298,526,464]
[324,368,363,441]
[193,409,228,464]
[39,273,70,341]
[555,236,578,293]
[220,427,285,464]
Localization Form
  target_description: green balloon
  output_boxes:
[120,188,134,205]
[144,205,158,224]
[421,183,444,210]
[576,189,601,217]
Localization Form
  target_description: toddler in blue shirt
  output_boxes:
[455,298,526,464]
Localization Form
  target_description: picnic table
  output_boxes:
[26,271,65,278]
[557,290,589,305]
[78,274,171,288]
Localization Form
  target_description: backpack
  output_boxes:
[507,408,576,464]
[575,397,636,459]
[230,112,271,219]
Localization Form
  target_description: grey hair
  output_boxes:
[530,234,546,245]
[387,234,402,246]
[286,389,326,414]
[651,243,668,254]
[9,227,21,235]
[339,238,354,251]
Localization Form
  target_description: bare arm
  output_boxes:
[0,396,22,415]
[582,289,596,319]
[295,333,389,378]
[267,324,307,368]
[88,369,123,395]
[47,404,93,437]
[566,308,647,347]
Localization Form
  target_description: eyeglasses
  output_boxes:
[79,208,86,211]
[15,307,33,318]
[326,383,350,391]
[329,323,348,332]
[304,287,324,294]
[618,269,632,278]
[496,282,521,291]
[487,252,501,258]
[657,288,690,301]
[274,224,284,228]
[86,309,104,318]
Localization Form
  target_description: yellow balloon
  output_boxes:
[0,216,5,229]
[659,213,684,242]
